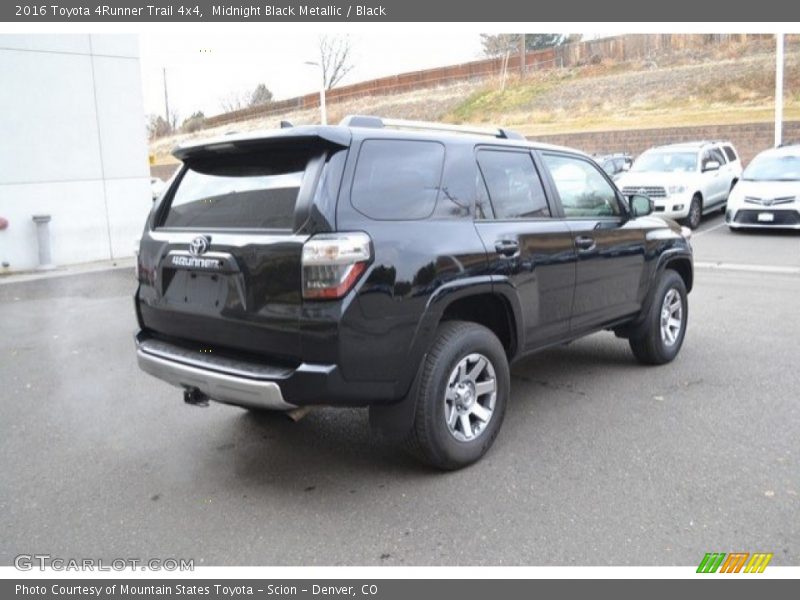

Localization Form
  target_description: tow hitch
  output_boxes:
[183,388,210,407]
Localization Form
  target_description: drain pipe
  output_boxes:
[32,214,55,270]
[0,217,8,271]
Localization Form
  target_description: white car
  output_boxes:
[150,177,166,202]
[617,141,742,229]
[726,144,800,230]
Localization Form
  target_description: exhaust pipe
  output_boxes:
[286,406,313,422]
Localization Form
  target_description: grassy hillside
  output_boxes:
[447,44,800,135]
[151,38,799,164]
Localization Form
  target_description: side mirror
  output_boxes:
[703,160,720,172]
[628,194,653,217]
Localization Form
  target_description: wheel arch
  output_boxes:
[663,255,693,293]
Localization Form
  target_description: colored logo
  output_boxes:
[697,552,773,573]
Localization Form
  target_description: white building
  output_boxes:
[0,34,151,272]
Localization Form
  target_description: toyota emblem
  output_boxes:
[189,235,210,256]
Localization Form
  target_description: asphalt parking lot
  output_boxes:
[1,213,798,566]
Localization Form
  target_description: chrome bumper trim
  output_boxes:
[137,349,296,411]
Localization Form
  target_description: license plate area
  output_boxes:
[757,212,775,222]
[184,271,227,308]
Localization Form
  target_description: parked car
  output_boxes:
[595,153,633,180]
[150,177,166,201]
[726,144,800,230]
[617,141,742,229]
[133,116,693,470]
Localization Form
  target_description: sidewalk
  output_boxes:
[0,257,135,285]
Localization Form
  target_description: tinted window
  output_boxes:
[542,153,621,217]
[476,150,550,219]
[723,145,738,162]
[351,139,444,220]
[162,148,312,229]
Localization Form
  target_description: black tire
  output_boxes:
[682,194,702,229]
[404,321,510,470]
[629,270,688,365]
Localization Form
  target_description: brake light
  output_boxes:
[302,233,372,300]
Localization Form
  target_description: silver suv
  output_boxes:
[617,141,742,228]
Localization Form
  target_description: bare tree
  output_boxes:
[318,35,354,90]
[480,33,571,57]
[220,90,250,113]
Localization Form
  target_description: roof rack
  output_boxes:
[339,115,526,141]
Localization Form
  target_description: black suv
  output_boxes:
[134,116,693,470]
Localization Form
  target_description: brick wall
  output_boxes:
[151,121,799,178]
[533,121,800,165]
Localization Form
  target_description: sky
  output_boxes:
[139,32,486,121]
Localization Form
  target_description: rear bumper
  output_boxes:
[137,349,297,410]
[135,331,398,408]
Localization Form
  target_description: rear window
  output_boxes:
[351,139,445,220]
[161,148,313,229]
[723,145,738,162]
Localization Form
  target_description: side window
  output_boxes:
[542,153,622,218]
[722,146,738,162]
[476,150,550,219]
[710,148,727,164]
[351,139,445,220]
[475,170,492,219]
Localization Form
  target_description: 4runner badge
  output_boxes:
[189,235,210,256]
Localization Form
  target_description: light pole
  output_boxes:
[304,61,327,125]
[775,33,784,147]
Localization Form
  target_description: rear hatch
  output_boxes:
[136,130,349,363]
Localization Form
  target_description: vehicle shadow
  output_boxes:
[205,335,641,492]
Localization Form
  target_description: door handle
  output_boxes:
[575,236,596,252]
[495,239,520,258]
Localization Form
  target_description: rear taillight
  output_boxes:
[302,233,372,300]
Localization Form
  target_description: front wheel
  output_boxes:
[629,270,688,365]
[404,321,509,470]
[682,194,702,229]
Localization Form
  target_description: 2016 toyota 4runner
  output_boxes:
[134,116,693,470]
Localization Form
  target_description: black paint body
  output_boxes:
[134,126,693,406]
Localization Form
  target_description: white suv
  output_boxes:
[617,141,742,229]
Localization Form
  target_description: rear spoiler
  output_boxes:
[172,126,351,161]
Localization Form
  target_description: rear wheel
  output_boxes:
[682,194,702,229]
[404,321,509,470]
[629,270,688,365]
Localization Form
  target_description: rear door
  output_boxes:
[539,151,647,332]
[702,147,728,205]
[473,147,577,349]
[137,137,347,361]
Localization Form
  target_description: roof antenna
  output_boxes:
[280,120,294,129]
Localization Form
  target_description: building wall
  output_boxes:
[0,34,150,272]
